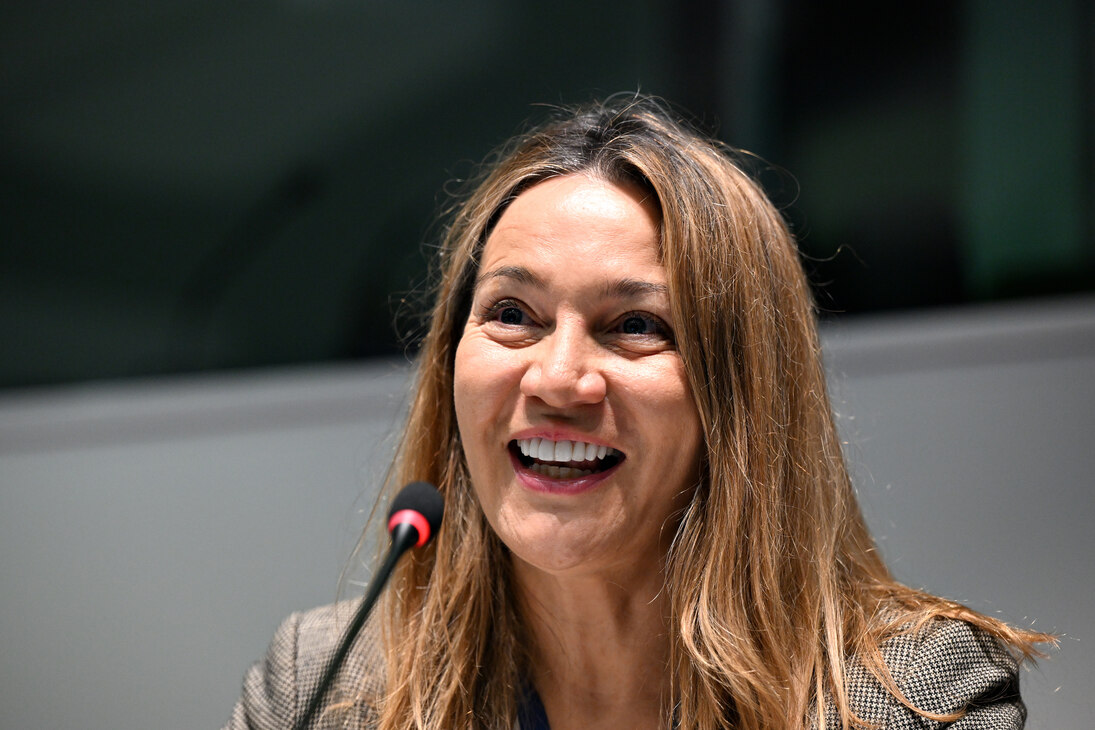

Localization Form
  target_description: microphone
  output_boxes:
[386,480,445,551]
[293,482,443,730]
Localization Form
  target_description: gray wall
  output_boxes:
[1,296,1092,729]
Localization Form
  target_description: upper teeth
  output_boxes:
[517,438,616,463]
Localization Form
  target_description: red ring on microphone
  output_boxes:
[387,509,431,547]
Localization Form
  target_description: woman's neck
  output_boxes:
[514,562,673,729]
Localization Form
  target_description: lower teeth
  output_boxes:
[529,463,594,479]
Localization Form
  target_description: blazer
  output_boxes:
[224,602,1024,729]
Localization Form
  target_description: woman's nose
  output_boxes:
[519,323,606,408]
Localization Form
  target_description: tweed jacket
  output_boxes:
[224,602,1024,730]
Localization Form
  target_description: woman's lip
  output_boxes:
[507,449,622,495]
[507,430,619,450]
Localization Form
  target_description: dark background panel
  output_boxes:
[1,0,1091,387]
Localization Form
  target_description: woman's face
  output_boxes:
[453,174,703,582]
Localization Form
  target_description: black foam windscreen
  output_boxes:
[388,481,444,538]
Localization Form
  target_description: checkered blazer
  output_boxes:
[224,602,1024,729]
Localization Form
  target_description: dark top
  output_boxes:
[517,683,550,730]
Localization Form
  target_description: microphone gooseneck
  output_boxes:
[293,482,443,730]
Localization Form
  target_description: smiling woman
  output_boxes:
[455,176,703,593]
[225,96,1053,730]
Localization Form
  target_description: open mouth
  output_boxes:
[510,437,624,479]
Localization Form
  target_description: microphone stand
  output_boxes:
[292,522,420,730]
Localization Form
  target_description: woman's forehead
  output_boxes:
[479,175,666,285]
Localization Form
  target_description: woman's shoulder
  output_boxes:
[224,601,385,730]
[837,614,1024,729]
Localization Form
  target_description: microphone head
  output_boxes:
[387,481,444,548]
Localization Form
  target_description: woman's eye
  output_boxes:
[621,315,652,335]
[498,306,524,325]
[615,312,672,342]
[483,299,531,327]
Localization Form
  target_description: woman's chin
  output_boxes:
[495,511,613,574]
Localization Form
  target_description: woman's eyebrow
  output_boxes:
[602,278,669,299]
[475,265,545,290]
[475,267,668,300]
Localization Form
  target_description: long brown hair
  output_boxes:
[367,95,1049,729]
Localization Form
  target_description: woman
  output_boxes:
[227,96,1050,729]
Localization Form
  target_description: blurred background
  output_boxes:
[1,1,1092,728]
[2,0,1090,386]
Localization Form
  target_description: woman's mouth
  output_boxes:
[510,437,624,479]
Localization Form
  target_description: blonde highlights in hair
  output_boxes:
[364,96,1049,729]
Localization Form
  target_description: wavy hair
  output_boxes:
[365,95,1049,729]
